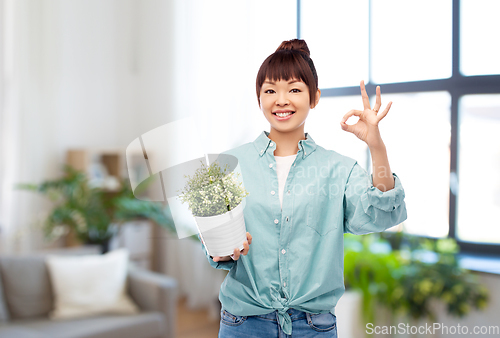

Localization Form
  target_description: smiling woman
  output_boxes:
[199,38,407,337]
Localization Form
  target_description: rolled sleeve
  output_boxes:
[198,233,235,271]
[362,173,406,213]
[344,162,407,235]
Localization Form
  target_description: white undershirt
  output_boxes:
[274,154,297,209]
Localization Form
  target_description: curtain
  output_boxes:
[0,0,23,253]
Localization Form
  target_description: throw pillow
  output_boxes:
[45,248,139,320]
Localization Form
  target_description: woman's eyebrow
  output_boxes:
[264,80,301,85]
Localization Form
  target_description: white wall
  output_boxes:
[0,0,178,252]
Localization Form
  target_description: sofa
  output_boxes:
[0,250,178,338]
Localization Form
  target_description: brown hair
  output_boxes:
[256,39,318,107]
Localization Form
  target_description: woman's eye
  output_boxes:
[264,88,300,94]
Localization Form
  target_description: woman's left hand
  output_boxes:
[340,80,392,147]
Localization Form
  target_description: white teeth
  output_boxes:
[276,112,292,117]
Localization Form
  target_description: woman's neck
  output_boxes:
[268,127,306,156]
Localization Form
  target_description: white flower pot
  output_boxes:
[194,201,247,257]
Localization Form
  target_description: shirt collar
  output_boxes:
[253,130,317,160]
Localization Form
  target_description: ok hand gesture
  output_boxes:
[340,80,392,148]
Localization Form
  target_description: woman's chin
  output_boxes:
[270,124,301,134]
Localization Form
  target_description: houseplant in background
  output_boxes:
[177,160,249,257]
[343,230,489,336]
[16,164,177,253]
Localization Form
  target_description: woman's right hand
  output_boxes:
[212,232,252,262]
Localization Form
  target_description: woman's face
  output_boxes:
[259,77,319,134]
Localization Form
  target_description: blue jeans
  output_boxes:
[218,307,338,337]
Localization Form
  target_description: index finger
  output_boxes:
[374,86,382,112]
[232,247,240,260]
[360,80,370,110]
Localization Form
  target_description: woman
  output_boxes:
[200,38,407,337]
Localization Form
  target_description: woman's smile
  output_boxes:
[273,109,296,120]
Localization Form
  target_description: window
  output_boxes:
[300,0,369,88]
[369,92,451,238]
[457,95,500,245]
[460,0,500,76]
[371,0,452,84]
[299,0,500,254]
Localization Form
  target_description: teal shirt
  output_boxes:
[199,131,407,335]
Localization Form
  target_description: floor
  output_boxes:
[177,296,220,338]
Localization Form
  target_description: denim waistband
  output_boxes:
[254,308,307,321]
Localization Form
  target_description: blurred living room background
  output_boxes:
[1,0,499,337]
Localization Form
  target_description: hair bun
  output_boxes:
[275,39,310,57]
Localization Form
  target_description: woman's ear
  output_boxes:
[310,89,321,109]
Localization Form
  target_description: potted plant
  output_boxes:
[343,231,489,336]
[16,164,176,253]
[177,160,249,257]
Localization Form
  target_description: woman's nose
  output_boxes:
[276,93,289,106]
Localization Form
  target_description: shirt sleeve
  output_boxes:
[343,162,407,235]
[197,233,235,271]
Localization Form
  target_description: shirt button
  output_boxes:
[281,249,286,254]
[287,190,290,195]
[269,163,273,168]
[271,190,275,195]
[304,151,307,155]
[286,217,289,222]
[284,282,287,287]
[270,142,274,147]
[274,219,279,224]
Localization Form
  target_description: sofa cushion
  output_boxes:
[0,256,53,319]
[0,312,164,338]
[45,249,139,319]
[0,266,10,322]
